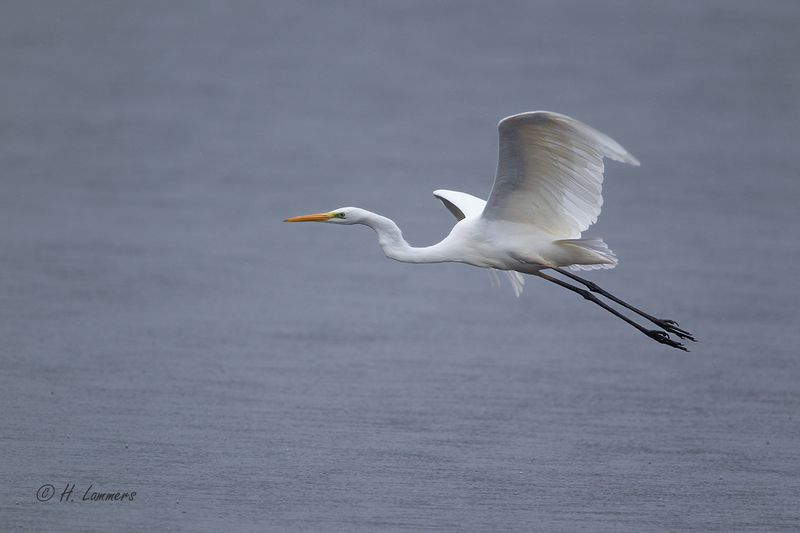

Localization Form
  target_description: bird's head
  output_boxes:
[284,207,367,225]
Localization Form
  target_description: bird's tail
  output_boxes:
[555,238,618,271]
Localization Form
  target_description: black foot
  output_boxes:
[655,319,696,342]
[646,329,689,351]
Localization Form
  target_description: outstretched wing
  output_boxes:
[432,189,526,297]
[482,111,639,238]
[433,189,486,220]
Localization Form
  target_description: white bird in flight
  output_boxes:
[286,111,695,350]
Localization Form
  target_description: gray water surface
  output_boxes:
[2,1,799,531]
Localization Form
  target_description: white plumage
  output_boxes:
[486,112,639,237]
[285,111,694,350]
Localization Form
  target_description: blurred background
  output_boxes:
[2,1,798,531]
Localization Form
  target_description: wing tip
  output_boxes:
[618,151,641,167]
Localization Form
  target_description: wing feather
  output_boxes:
[482,111,639,237]
[433,189,486,219]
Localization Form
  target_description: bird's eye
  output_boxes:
[336,212,346,219]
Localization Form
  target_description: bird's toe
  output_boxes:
[646,329,688,352]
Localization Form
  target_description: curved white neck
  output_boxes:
[361,212,450,263]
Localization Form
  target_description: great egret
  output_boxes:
[285,111,695,350]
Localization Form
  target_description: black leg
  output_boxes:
[552,267,696,342]
[534,271,688,351]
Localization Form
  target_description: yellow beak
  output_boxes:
[284,212,334,223]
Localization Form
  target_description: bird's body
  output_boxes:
[286,111,695,350]
[361,209,612,271]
